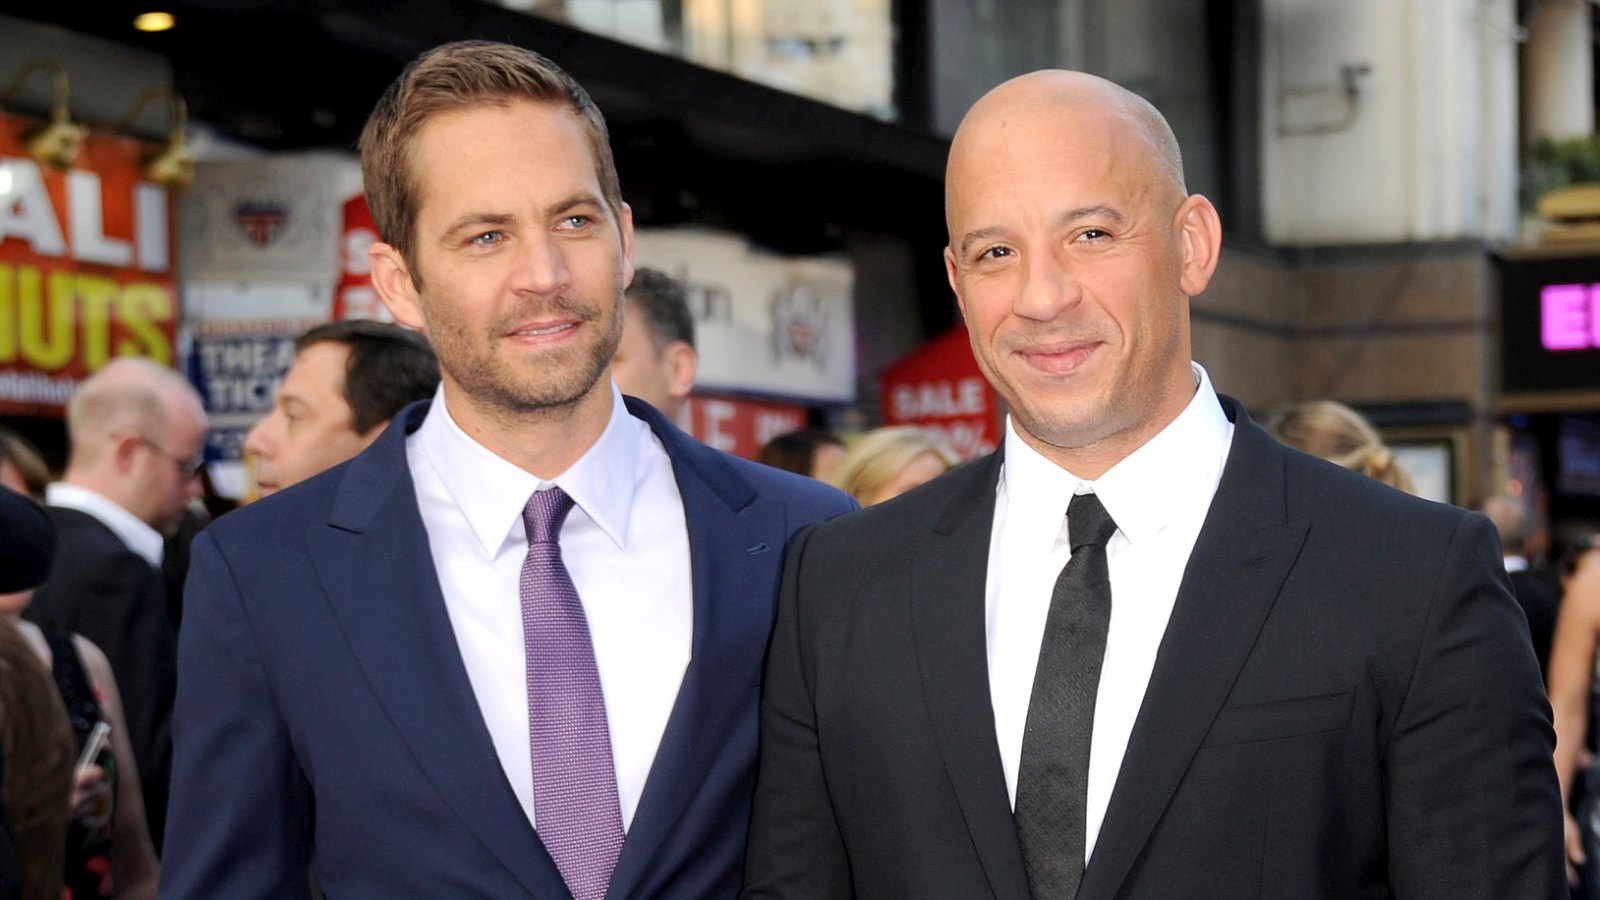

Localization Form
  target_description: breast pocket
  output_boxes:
[1201,690,1354,748]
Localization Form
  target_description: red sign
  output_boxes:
[333,194,387,321]
[880,325,1001,459]
[0,112,178,415]
[682,394,809,458]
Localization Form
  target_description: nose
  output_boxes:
[1012,245,1082,322]
[243,413,274,458]
[510,233,573,297]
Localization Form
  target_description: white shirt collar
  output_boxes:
[1504,555,1529,573]
[1000,362,1232,550]
[411,385,642,557]
[46,482,165,568]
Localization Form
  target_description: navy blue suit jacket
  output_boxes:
[161,398,854,899]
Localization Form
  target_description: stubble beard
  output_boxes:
[433,293,624,424]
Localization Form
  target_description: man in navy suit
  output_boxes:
[161,41,853,899]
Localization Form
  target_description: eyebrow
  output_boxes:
[437,192,609,242]
[439,212,517,242]
[956,205,1128,259]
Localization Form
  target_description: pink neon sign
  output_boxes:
[1542,283,1600,351]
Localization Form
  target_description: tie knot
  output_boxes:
[1067,492,1117,552]
[523,487,575,544]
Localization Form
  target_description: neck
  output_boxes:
[61,470,128,512]
[1029,370,1197,481]
[442,381,614,481]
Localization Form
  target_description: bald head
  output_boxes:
[940,68,1221,478]
[65,358,208,534]
[946,70,1186,240]
[1481,494,1532,555]
[69,358,204,460]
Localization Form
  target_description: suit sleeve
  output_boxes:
[1384,512,1566,899]
[742,524,852,899]
[160,531,312,900]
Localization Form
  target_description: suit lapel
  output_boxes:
[1076,400,1309,900]
[606,402,778,899]
[911,453,1034,900]
[307,403,567,899]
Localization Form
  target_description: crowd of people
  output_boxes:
[0,36,1578,900]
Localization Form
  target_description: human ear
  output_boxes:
[1176,195,1223,298]
[665,342,697,401]
[370,242,425,329]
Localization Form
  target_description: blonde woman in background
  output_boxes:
[831,426,960,507]
[1264,400,1415,494]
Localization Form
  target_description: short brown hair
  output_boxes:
[358,40,624,266]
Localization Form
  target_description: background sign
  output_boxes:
[880,325,1000,459]
[179,153,360,282]
[1498,251,1600,393]
[0,111,178,415]
[633,228,855,403]
[681,394,808,458]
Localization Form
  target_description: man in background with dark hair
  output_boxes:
[244,319,440,498]
[611,267,697,421]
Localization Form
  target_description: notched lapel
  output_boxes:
[607,410,777,899]
[911,454,1033,900]
[1077,408,1309,900]
[307,411,564,899]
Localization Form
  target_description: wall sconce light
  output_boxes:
[1,60,86,170]
[115,86,195,192]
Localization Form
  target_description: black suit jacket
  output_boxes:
[743,396,1564,900]
[24,505,176,851]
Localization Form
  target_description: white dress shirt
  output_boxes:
[407,386,693,832]
[46,481,165,568]
[985,362,1233,864]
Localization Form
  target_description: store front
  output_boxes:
[1496,247,1600,529]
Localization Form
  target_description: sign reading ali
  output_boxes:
[0,111,178,415]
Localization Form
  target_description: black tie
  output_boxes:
[1014,491,1118,900]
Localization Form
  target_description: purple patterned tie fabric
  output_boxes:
[521,487,625,900]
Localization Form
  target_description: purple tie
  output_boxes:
[521,487,625,900]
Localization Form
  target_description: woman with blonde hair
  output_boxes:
[1264,400,1414,494]
[830,426,960,507]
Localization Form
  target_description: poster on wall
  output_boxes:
[633,228,855,403]
[880,325,1000,460]
[181,280,333,498]
[179,153,361,283]
[0,111,178,415]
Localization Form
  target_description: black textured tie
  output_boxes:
[1014,491,1118,900]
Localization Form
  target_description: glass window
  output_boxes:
[489,0,897,120]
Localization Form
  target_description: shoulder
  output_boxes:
[634,400,856,522]
[724,452,857,517]
[201,457,353,552]
[47,506,124,551]
[804,451,992,548]
[1279,442,1469,535]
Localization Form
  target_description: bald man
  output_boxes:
[742,71,1563,899]
[25,357,208,849]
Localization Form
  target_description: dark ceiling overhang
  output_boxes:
[6,0,951,255]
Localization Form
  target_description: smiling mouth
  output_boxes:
[1020,341,1101,375]
[510,322,577,337]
